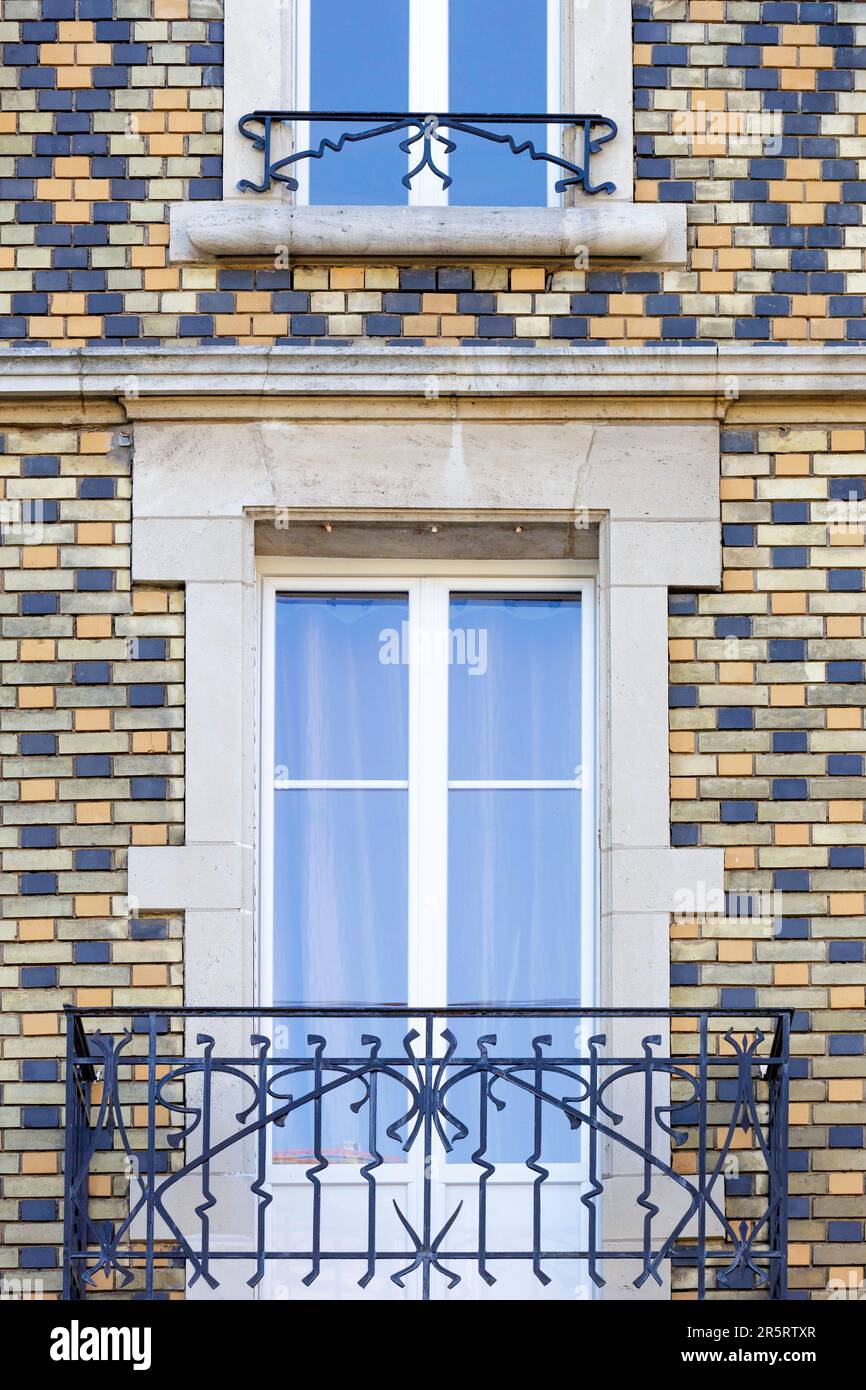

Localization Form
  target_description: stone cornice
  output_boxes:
[0,345,863,403]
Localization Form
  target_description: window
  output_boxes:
[260,569,596,1159]
[295,0,561,206]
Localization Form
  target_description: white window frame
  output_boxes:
[293,0,563,207]
[258,562,597,1036]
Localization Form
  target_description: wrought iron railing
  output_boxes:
[236,112,618,197]
[63,1006,790,1301]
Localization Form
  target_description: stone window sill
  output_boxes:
[169,201,686,266]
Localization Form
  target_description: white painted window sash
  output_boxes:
[259,568,597,1018]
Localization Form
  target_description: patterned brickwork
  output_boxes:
[0,0,863,1302]
[0,1,863,346]
[669,416,866,1297]
[0,415,183,1293]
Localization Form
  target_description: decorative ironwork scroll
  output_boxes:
[235,112,618,197]
[63,1006,790,1301]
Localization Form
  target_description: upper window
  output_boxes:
[295,0,560,206]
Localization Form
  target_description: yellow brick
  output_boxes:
[725,846,755,870]
[132,731,169,753]
[829,1174,864,1195]
[827,709,862,730]
[21,779,56,803]
[719,941,753,963]
[828,1080,863,1102]
[719,754,752,775]
[22,1151,59,1174]
[770,685,805,707]
[831,430,866,452]
[20,638,55,661]
[22,1013,59,1036]
[76,802,111,825]
[829,895,866,918]
[829,801,864,824]
[671,778,697,799]
[772,592,807,614]
[775,963,809,986]
[22,545,58,568]
[77,522,113,544]
[669,639,695,660]
[133,965,169,986]
[830,985,866,1007]
[775,824,810,846]
[132,825,168,846]
[75,615,111,639]
[721,662,753,683]
[74,708,111,732]
[669,732,695,753]
[133,590,169,614]
[19,687,55,710]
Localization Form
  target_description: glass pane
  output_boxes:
[447,788,582,1163]
[309,0,410,205]
[275,594,408,781]
[447,789,581,1005]
[273,789,408,1163]
[449,0,550,206]
[449,594,581,781]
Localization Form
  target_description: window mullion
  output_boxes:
[408,0,449,207]
[408,577,449,1009]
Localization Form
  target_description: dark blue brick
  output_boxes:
[829,846,864,869]
[721,988,757,1009]
[437,268,473,291]
[718,709,753,730]
[23,455,59,477]
[23,1059,58,1081]
[271,292,310,313]
[23,1106,59,1129]
[772,501,809,523]
[773,731,807,753]
[365,315,403,337]
[21,733,56,756]
[21,1247,57,1269]
[76,570,113,592]
[22,827,57,849]
[658,182,694,203]
[830,942,864,963]
[79,477,115,499]
[21,594,58,617]
[723,524,755,546]
[775,870,810,891]
[131,918,167,940]
[74,753,111,776]
[74,661,110,684]
[720,431,755,454]
[103,315,140,338]
[75,848,111,871]
[828,754,863,776]
[776,918,810,940]
[715,616,752,638]
[178,315,214,337]
[20,1199,57,1222]
[551,317,588,339]
[75,940,111,963]
[671,824,699,847]
[671,963,699,985]
[477,317,515,338]
[21,872,57,895]
[661,317,697,339]
[769,638,805,660]
[458,293,496,313]
[131,777,167,800]
[828,1221,862,1242]
[669,594,697,616]
[773,778,808,800]
[399,269,436,291]
[668,686,697,709]
[21,966,56,987]
[829,569,863,592]
[130,685,165,708]
[772,547,808,568]
[830,1126,864,1148]
[290,315,326,336]
[828,661,864,683]
[721,801,757,823]
[829,1035,864,1056]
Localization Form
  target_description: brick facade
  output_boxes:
[0,0,864,1300]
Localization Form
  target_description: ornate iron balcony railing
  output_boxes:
[63,1006,790,1302]
[236,111,618,197]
